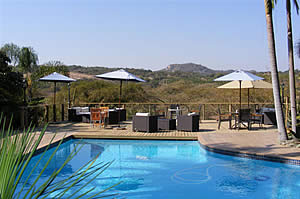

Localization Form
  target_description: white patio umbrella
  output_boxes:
[95,69,146,105]
[218,80,273,106]
[39,72,76,121]
[214,70,264,108]
[96,69,146,125]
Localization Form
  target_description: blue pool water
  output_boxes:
[21,139,300,198]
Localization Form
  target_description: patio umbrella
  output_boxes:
[214,70,264,108]
[96,69,145,125]
[218,80,273,106]
[95,69,146,105]
[39,72,76,121]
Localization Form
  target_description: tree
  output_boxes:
[285,0,299,137]
[0,43,20,67]
[18,47,39,102]
[264,0,288,141]
[18,47,38,73]
[0,50,23,107]
[0,50,11,72]
[31,61,69,82]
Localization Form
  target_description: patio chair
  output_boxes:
[250,113,264,129]
[100,107,109,127]
[191,104,202,123]
[238,109,251,130]
[263,111,277,125]
[177,114,199,132]
[90,111,101,128]
[216,108,232,130]
[132,113,158,133]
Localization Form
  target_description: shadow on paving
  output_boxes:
[35,122,90,134]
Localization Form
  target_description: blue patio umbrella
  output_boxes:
[214,70,264,108]
[39,72,76,121]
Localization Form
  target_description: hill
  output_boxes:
[164,63,216,74]
[66,64,224,88]
[162,63,235,74]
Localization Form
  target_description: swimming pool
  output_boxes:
[21,139,300,198]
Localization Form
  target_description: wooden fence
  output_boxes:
[19,102,278,128]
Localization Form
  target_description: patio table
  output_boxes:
[231,112,264,130]
[158,118,176,130]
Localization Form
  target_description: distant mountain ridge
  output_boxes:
[162,63,233,74]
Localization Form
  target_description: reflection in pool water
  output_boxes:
[20,139,300,198]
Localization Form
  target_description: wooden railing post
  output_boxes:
[165,105,168,118]
[61,104,64,121]
[202,104,206,120]
[53,104,56,122]
[229,104,232,113]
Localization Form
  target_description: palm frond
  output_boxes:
[0,114,120,199]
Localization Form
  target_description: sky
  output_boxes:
[1,0,300,71]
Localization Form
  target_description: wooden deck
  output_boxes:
[36,120,300,163]
[41,120,276,140]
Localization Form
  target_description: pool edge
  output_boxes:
[36,134,300,166]
[197,140,300,166]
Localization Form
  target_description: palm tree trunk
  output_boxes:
[286,0,298,137]
[264,0,288,141]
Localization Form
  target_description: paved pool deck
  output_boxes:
[36,120,300,164]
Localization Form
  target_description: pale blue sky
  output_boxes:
[1,0,300,71]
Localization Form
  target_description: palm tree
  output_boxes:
[285,0,299,137]
[18,47,38,73]
[264,0,288,141]
[0,43,20,67]
[18,47,39,102]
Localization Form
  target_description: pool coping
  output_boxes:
[197,141,300,166]
[34,135,73,156]
[72,134,198,141]
[35,133,300,166]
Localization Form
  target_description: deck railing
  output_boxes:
[19,102,278,128]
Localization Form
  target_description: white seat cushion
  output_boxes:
[187,112,196,116]
[136,113,150,116]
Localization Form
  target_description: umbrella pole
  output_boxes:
[53,82,56,122]
[119,80,122,106]
[68,83,71,108]
[248,88,250,108]
[239,80,242,110]
[118,80,122,127]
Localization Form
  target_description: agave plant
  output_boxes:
[0,114,120,198]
